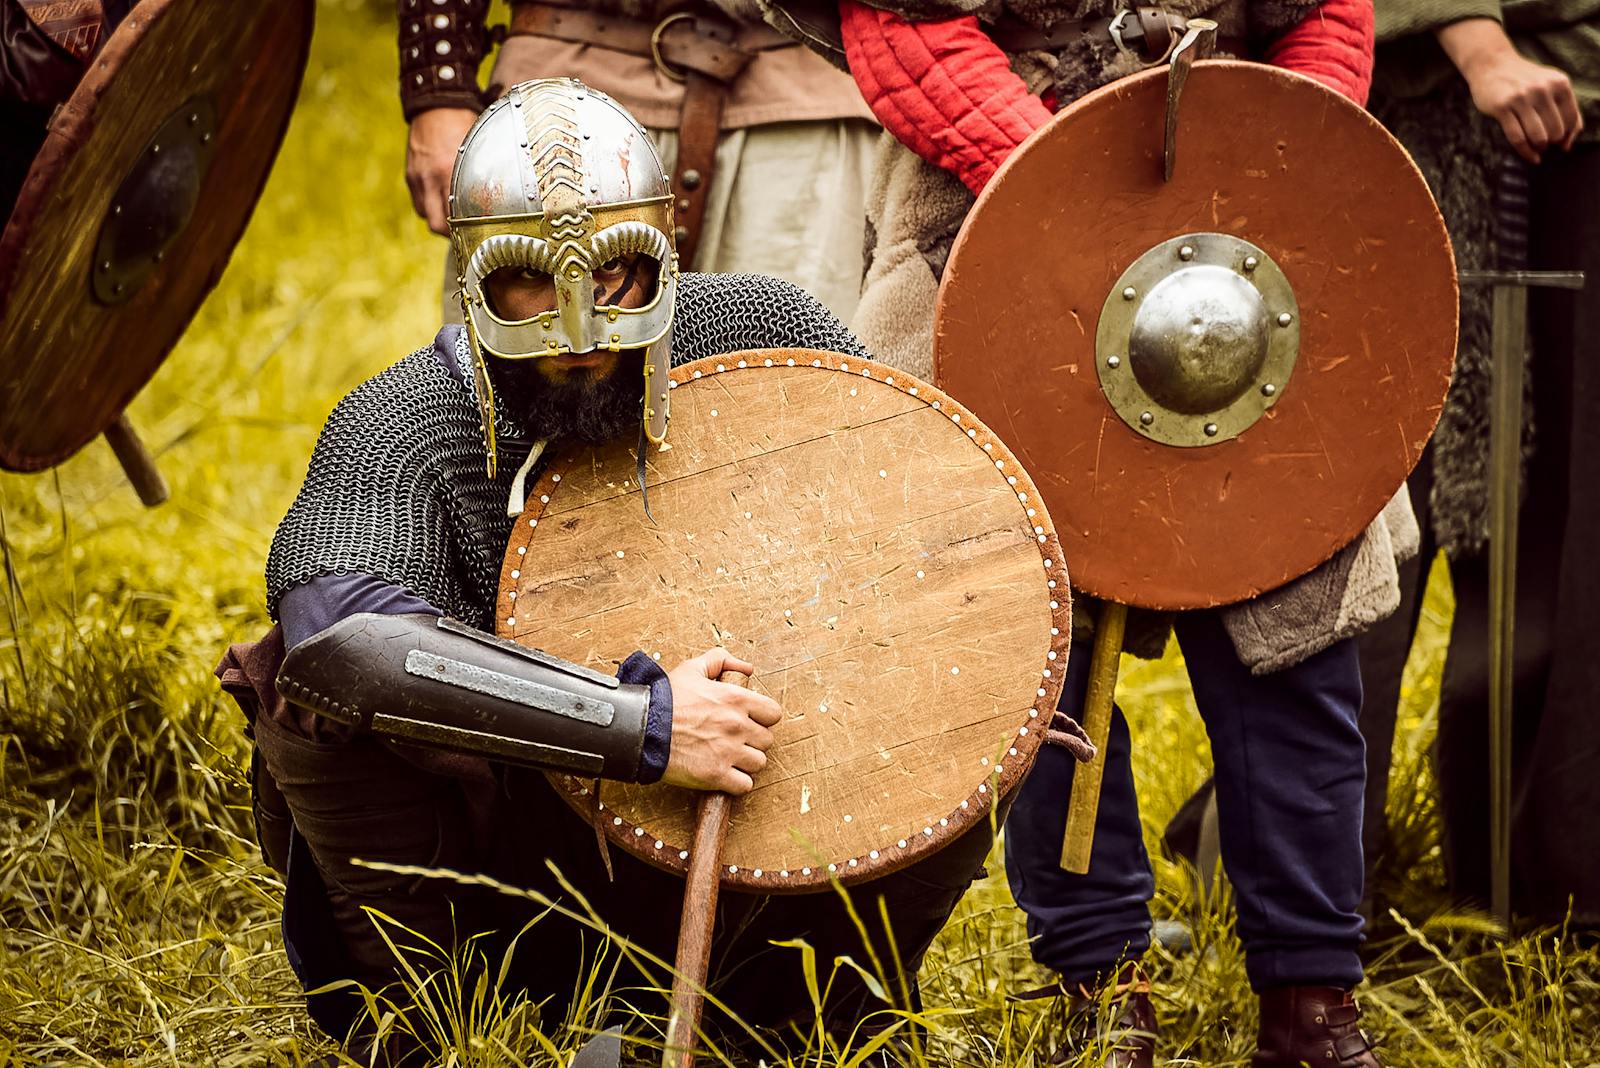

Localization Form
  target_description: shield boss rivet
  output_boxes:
[1179,245,1195,261]
[1126,265,1269,414]
[1106,355,1121,368]
[1139,411,1154,426]
[1277,312,1294,327]
[1122,286,1137,301]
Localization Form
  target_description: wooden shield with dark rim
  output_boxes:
[935,61,1457,610]
[498,350,1072,893]
[0,0,314,472]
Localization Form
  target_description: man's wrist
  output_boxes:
[1436,17,1515,81]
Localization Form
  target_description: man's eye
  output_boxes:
[597,257,625,273]
[517,267,546,282]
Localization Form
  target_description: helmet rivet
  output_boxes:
[1139,411,1154,426]
[1123,286,1137,301]
[1179,245,1195,261]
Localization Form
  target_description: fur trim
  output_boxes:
[1371,80,1534,559]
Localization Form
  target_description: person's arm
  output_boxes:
[276,575,778,793]
[1261,0,1374,104]
[398,0,491,234]
[839,0,1378,198]
[1435,16,1583,162]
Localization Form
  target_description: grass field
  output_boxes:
[1,2,1595,1063]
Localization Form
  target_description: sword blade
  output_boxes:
[1486,281,1524,929]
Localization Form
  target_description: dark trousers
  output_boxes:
[252,712,994,1053]
[1006,610,1367,991]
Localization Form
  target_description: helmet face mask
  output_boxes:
[449,79,678,474]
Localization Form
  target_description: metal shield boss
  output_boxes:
[934,61,1459,609]
[0,0,315,473]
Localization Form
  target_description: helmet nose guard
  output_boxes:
[448,78,678,475]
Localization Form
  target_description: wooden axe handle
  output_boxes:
[661,668,747,1068]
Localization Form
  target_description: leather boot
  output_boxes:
[1018,961,1156,1068]
[1252,987,1381,1068]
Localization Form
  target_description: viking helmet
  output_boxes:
[449,78,677,476]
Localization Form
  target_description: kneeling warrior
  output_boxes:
[219,79,993,1062]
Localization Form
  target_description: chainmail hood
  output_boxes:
[265,272,870,627]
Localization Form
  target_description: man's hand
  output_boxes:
[406,107,479,235]
[1438,18,1583,163]
[663,648,782,795]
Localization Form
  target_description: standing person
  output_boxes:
[1362,0,1596,926]
[1,0,133,217]
[754,1,1405,1065]
[219,79,999,1064]
[398,0,878,324]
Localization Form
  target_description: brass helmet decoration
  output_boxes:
[449,78,677,475]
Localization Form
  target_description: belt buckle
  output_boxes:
[650,11,694,83]
[1108,9,1135,55]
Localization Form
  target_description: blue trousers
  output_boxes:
[1005,609,1367,991]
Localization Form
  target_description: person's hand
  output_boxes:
[662,648,782,795]
[406,107,479,234]
[1438,18,1583,163]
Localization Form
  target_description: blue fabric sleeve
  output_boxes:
[277,573,442,649]
[618,651,673,784]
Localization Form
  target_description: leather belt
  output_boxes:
[989,5,1244,64]
[508,1,794,268]
[509,2,794,82]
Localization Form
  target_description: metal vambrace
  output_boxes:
[275,613,651,780]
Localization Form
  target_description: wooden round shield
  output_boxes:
[935,61,1457,610]
[0,0,314,472]
[498,350,1072,892]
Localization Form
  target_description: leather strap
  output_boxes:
[671,69,726,269]
[510,1,792,81]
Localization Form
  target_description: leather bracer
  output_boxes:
[276,613,651,780]
[398,0,490,120]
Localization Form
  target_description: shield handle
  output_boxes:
[103,413,168,507]
[1163,19,1218,181]
[1060,602,1128,872]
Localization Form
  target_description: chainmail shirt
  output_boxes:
[265,272,870,626]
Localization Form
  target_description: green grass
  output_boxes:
[1,2,1596,1063]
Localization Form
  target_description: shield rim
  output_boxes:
[933,60,1457,610]
[498,349,1074,893]
[0,0,315,471]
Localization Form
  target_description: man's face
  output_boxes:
[481,252,660,443]
[484,252,658,381]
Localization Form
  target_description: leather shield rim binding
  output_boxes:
[0,0,316,471]
[498,349,1074,893]
[933,61,1458,610]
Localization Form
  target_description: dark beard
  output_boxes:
[488,350,644,446]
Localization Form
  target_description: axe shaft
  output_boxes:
[661,668,746,1068]
[1061,601,1127,872]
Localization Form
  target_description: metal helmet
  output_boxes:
[449,78,677,476]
